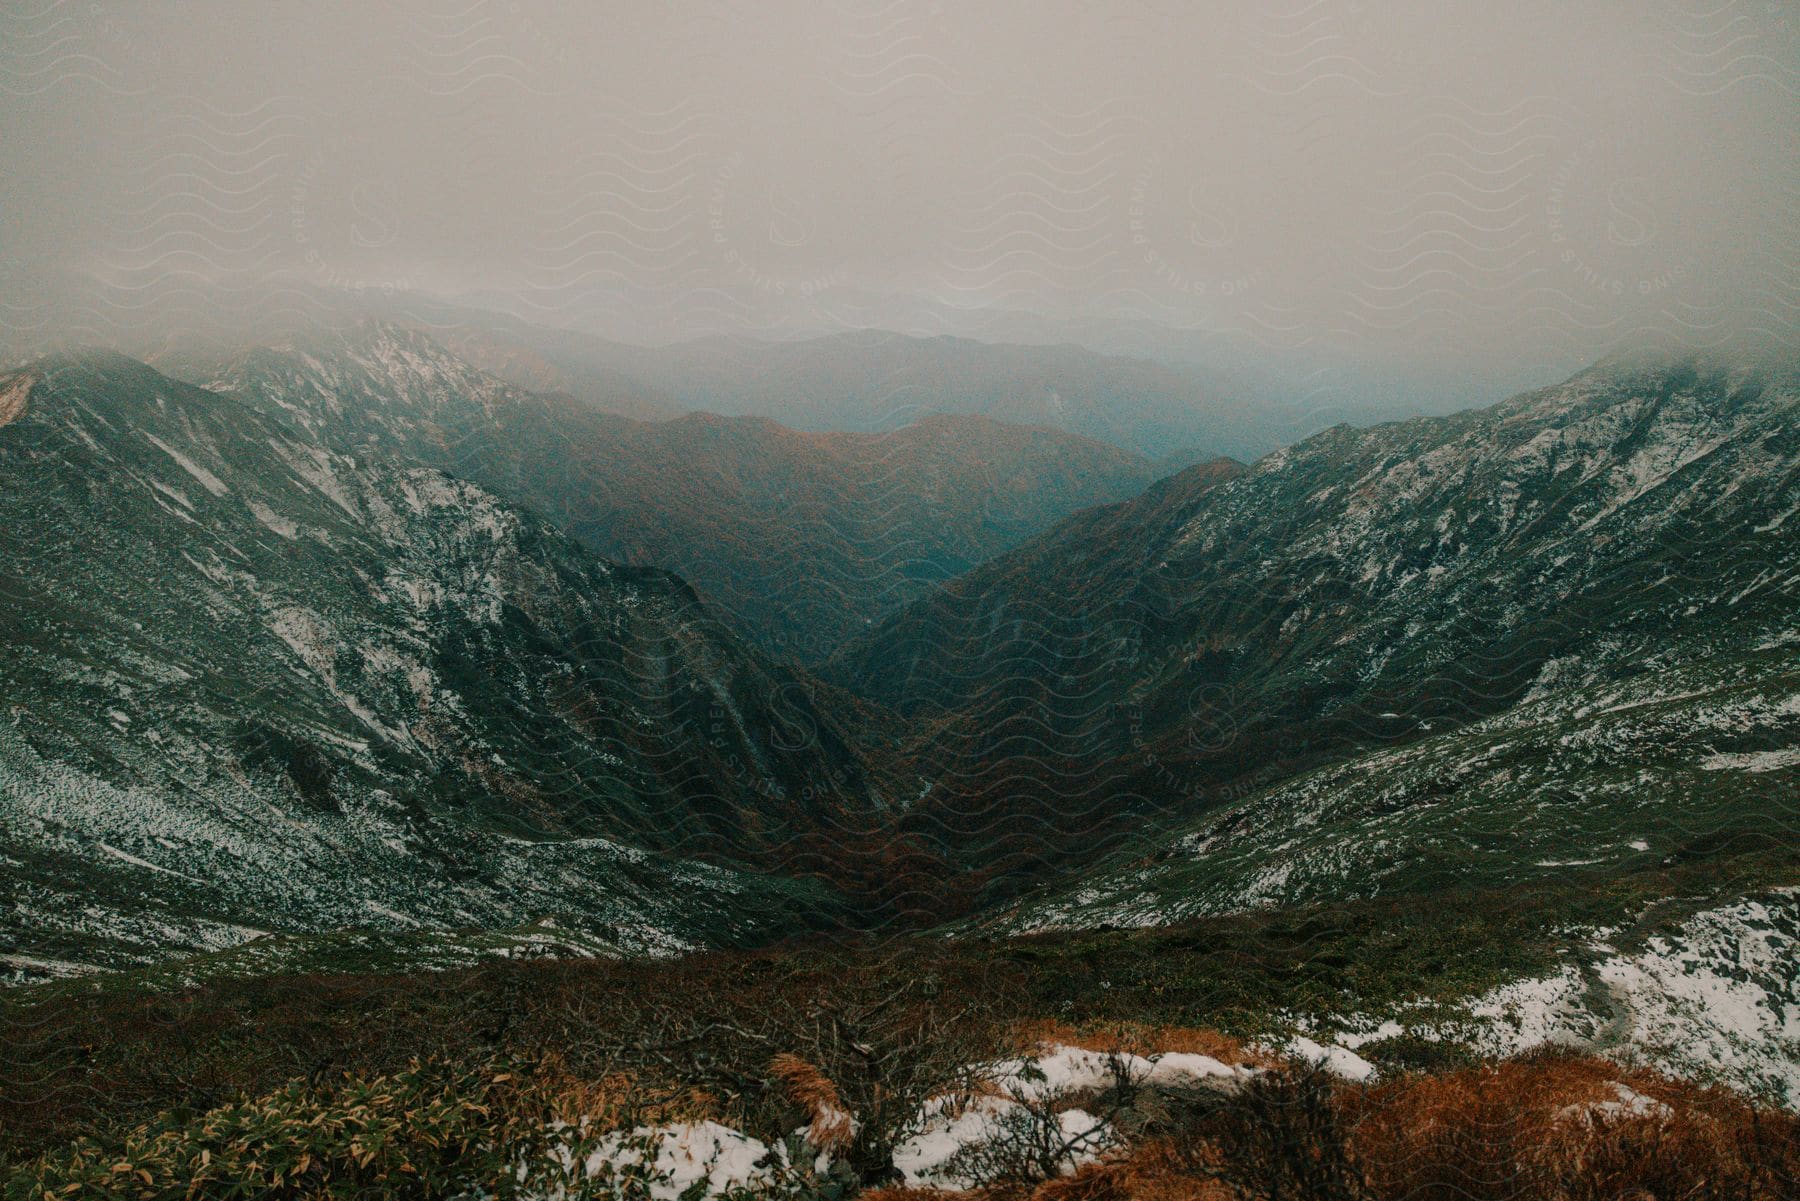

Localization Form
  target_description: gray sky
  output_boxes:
[2,1,1795,396]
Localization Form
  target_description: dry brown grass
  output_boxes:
[442,1047,1800,1201]
[898,1053,1798,1201]
[770,1052,856,1151]
[1345,1051,1800,1201]
[527,1054,721,1130]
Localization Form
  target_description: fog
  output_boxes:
[2,1,1795,412]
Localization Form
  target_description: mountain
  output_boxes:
[9,342,1794,984]
[822,355,1800,894]
[994,640,1798,931]
[568,329,1287,461]
[983,632,1800,1105]
[332,293,1287,460]
[0,353,891,979]
[331,290,1287,461]
[159,323,1158,661]
[430,324,684,422]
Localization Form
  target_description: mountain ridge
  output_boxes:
[0,350,901,977]
[157,321,1161,661]
[821,353,1800,896]
[5,342,1795,982]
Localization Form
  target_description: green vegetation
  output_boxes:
[7,840,1791,1174]
[3,1060,548,1200]
[1000,844,1800,1035]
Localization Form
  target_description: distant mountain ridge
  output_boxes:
[259,285,1285,458]
[158,322,1158,661]
[549,328,1287,461]
[432,324,684,422]
[326,290,1287,460]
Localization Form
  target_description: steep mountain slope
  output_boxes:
[981,635,1800,1105]
[824,356,1800,890]
[996,641,1798,932]
[160,323,1158,661]
[0,354,888,979]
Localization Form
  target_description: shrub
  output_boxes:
[1349,1032,1476,1075]
[2,1059,548,1200]
[1164,1065,1369,1201]
[1345,1052,1800,1201]
[938,1076,1119,1192]
[601,954,1011,1188]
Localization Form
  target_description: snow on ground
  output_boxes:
[1253,892,1800,1110]
[142,432,229,496]
[1273,1037,1379,1082]
[526,1121,776,1201]
[991,1044,1249,1102]
[246,498,299,540]
[895,1099,1112,1190]
[1556,1082,1673,1127]
[1331,1020,1406,1050]
[1462,965,1599,1055]
[1399,893,1800,1107]
[513,929,1800,1201]
[1700,748,1800,773]
[893,1044,1253,1188]
[583,1123,773,1200]
[97,841,201,882]
[1594,892,1800,1105]
[529,1042,1300,1196]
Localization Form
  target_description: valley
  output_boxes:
[2,328,1796,1195]
[158,322,1160,662]
[5,4,1795,1192]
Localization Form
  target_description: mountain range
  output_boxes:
[2,332,1795,987]
[155,323,1158,662]
[0,352,892,974]
[822,354,1800,896]
[536,327,1286,461]
[273,287,1290,461]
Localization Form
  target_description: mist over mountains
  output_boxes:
[149,320,1167,661]
[5,278,1800,1201]
[5,308,1795,978]
[3,7,1799,1188]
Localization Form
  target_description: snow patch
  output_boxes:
[567,1123,773,1201]
[1463,966,1594,1056]
[98,842,201,883]
[1272,1037,1378,1082]
[142,432,228,496]
[247,499,299,540]
[1556,1082,1672,1127]
[1699,748,1800,773]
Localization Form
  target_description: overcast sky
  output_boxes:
[2,1,1795,396]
